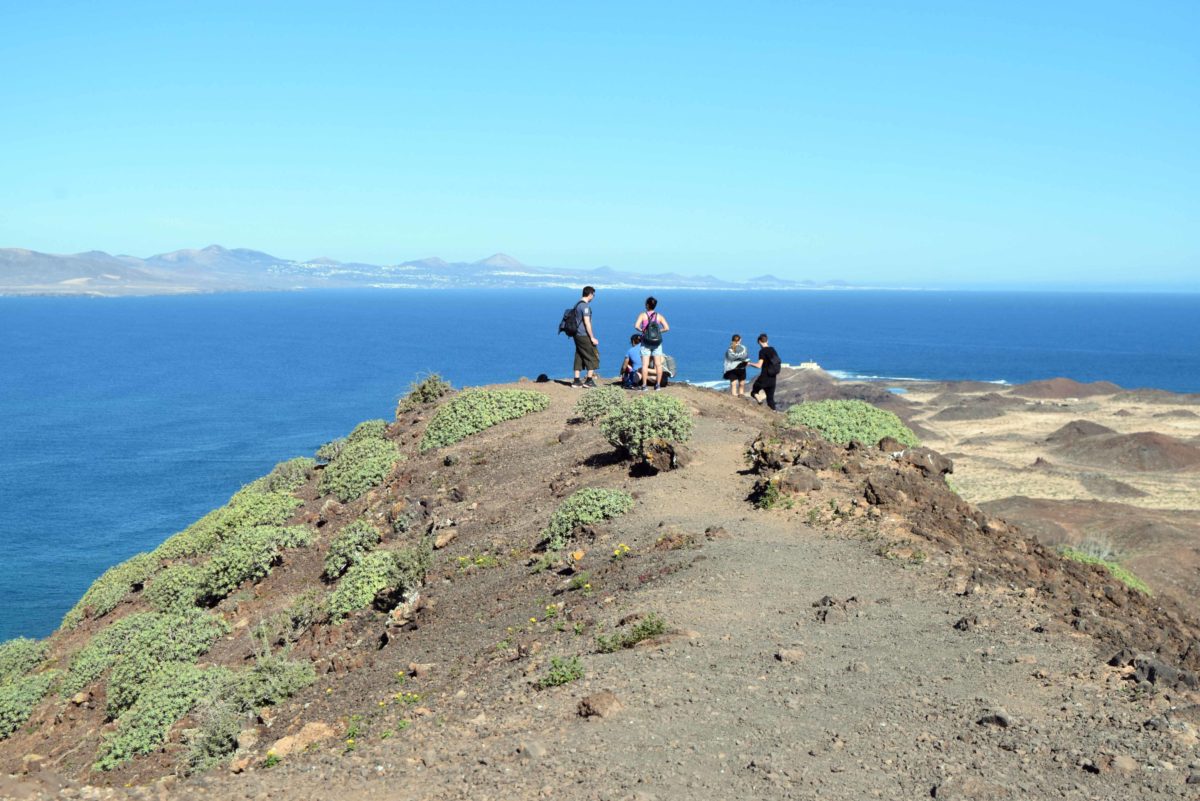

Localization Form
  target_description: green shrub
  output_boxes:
[242,457,317,495]
[600,394,694,459]
[186,653,315,772]
[95,662,230,771]
[60,552,158,629]
[1060,546,1151,595]
[61,612,158,697]
[319,436,401,503]
[315,437,345,464]
[155,490,304,561]
[328,546,430,623]
[0,670,58,740]
[543,488,634,550]
[596,613,666,653]
[535,656,583,689]
[252,590,327,647]
[0,638,47,684]
[323,520,382,579]
[104,611,230,718]
[144,563,204,613]
[784,399,918,447]
[574,386,626,423]
[199,525,313,603]
[348,419,389,443]
[419,389,550,451]
[397,374,452,417]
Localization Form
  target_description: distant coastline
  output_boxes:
[0,244,859,297]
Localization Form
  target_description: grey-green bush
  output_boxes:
[784,399,918,447]
[0,638,47,684]
[144,563,204,613]
[396,374,452,417]
[574,386,627,423]
[600,394,694,459]
[0,670,58,740]
[419,389,550,451]
[60,552,158,629]
[328,545,430,622]
[95,662,230,771]
[543,488,634,550]
[319,436,401,503]
[199,525,313,603]
[154,490,304,562]
[323,520,382,579]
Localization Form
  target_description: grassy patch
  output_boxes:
[543,488,634,551]
[319,435,402,503]
[599,394,694,459]
[574,386,627,423]
[1060,546,1151,595]
[0,638,48,684]
[328,545,431,623]
[784,399,918,447]
[419,388,550,451]
[396,373,452,417]
[596,613,666,653]
[0,671,58,740]
[535,656,583,689]
[323,520,382,579]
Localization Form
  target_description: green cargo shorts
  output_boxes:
[573,334,599,371]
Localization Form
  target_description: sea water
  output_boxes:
[3,289,1198,639]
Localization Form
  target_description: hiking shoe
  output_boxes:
[654,384,661,391]
[583,377,597,389]
[571,378,584,388]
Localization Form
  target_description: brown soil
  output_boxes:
[1011,378,1123,399]
[1051,431,1200,472]
[6,380,1200,800]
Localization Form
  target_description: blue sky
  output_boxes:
[1,1,1196,288]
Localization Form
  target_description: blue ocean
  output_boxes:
[3,289,1199,640]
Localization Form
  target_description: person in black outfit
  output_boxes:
[748,333,780,410]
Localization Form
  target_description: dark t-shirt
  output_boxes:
[758,346,779,381]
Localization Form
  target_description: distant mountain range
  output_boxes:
[0,245,853,296]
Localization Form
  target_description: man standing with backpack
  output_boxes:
[560,286,599,388]
[748,333,781,410]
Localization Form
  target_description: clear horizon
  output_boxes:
[1,1,1197,290]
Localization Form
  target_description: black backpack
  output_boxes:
[641,311,663,348]
[765,349,782,376]
[558,301,584,337]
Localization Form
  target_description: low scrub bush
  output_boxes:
[103,611,230,718]
[784,400,918,447]
[535,656,583,689]
[155,490,304,561]
[323,520,382,579]
[96,662,230,771]
[600,394,694,459]
[0,638,47,684]
[199,525,314,603]
[186,652,316,771]
[0,670,59,740]
[348,419,389,443]
[419,389,550,451]
[242,457,317,495]
[596,613,666,653]
[328,545,430,623]
[319,436,401,503]
[252,590,327,647]
[144,563,204,613]
[544,488,634,550]
[397,374,452,416]
[60,552,158,629]
[574,386,627,423]
[1060,546,1151,595]
[61,612,159,697]
[315,437,345,464]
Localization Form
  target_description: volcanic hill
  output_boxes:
[3,378,1200,801]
